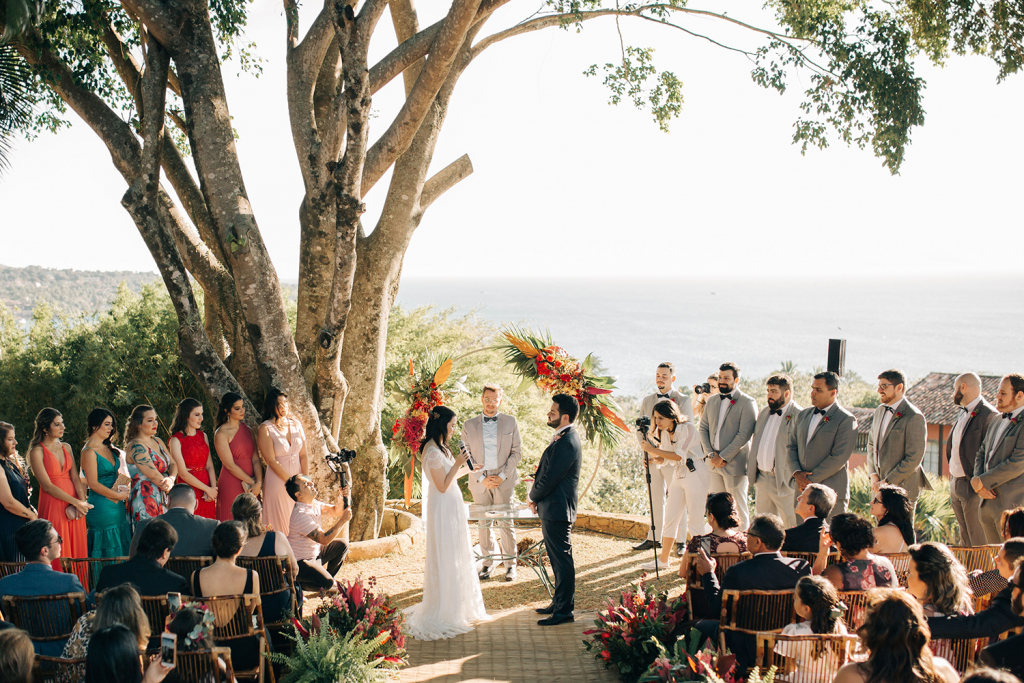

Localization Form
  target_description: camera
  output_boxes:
[325,448,356,508]
[685,457,696,473]
[635,416,650,433]
[693,383,712,395]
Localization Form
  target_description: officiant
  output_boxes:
[463,384,523,582]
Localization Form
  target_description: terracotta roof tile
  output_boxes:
[848,407,874,435]
[906,372,1003,426]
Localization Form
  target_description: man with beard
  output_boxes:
[974,374,1024,544]
[979,556,1024,677]
[633,362,694,553]
[865,368,931,513]
[699,362,757,529]
[930,539,1024,640]
[747,374,802,527]
[947,372,997,546]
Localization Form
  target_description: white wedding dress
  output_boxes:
[403,442,491,640]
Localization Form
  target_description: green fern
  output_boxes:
[266,623,390,683]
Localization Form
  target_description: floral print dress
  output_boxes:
[127,439,172,525]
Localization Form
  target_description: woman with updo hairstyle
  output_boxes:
[680,492,747,580]
[81,408,132,557]
[257,388,308,536]
[124,404,177,525]
[870,483,915,553]
[775,575,849,683]
[163,606,232,683]
[817,513,899,591]
[234,492,298,622]
[0,628,35,683]
[833,588,958,683]
[215,392,262,521]
[906,542,973,617]
[0,422,36,561]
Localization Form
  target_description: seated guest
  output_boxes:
[834,589,958,683]
[96,518,190,595]
[970,537,1024,599]
[164,605,230,683]
[816,513,899,591]
[969,513,1024,598]
[906,542,973,617]
[129,483,219,557]
[1003,508,1024,540]
[233,492,299,621]
[60,584,151,683]
[930,538,1024,640]
[680,491,748,581]
[285,474,351,591]
[963,669,1023,683]
[84,623,172,683]
[979,561,1024,678]
[0,628,35,683]
[0,519,87,655]
[870,483,916,553]
[783,484,837,553]
[775,575,849,683]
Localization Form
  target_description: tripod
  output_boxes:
[638,422,660,579]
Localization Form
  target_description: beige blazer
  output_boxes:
[461,413,522,494]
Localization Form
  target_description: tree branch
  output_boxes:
[388,0,424,97]
[420,153,473,210]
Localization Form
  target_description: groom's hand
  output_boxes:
[528,501,538,514]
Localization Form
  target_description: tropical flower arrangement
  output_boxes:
[638,628,746,683]
[500,325,629,446]
[582,579,690,683]
[309,576,407,668]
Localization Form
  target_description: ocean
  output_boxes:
[396,277,1024,396]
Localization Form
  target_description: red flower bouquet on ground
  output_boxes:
[309,576,407,668]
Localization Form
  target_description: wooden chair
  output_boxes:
[0,560,26,578]
[878,553,911,587]
[61,556,127,591]
[237,555,297,627]
[931,637,980,674]
[34,655,88,683]
[176,647,235,683]
[193,594,272,683]
[684,553,752,620]
[166,556,214,581]
[836,591,873,631]
[782,551,840,567]
[141,595,172,640]
[753,633,864,682]
[1,592,88,646]
[718,589,796,652]
[950,545,1000,573]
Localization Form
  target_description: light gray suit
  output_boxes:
[865,397,931,509]
[699,390,757,528]
[462,413,522,566]
[639,390,694,541]
[786,403,858,519]
[747,401,802,527]
[975,411,1024,544]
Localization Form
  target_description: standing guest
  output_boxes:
[129,484,219,557]
[974,373,1024,544]
[124,405,176,526]
[979,561,1024,677]
[28,407,90,568]
[816,513,899,591]
[867,369,931,513]
[783,483,838,552]
[285,474,351,591]
[60,584,151,683]
[168,398,217,520]
[81,409,132,558]
[214,392,262,521]
[258,388,308,536]
[748,374,802,528]
[234,492,298,622]
[0,423,36,561]
[462,384,523,581]
[870,483,915,553]
[699,362,757,528]
[787,372,858,517]
[906,542,973,617]
[680,492,748,581]
[0,628,34,683]
[947,373,997,547]
[96,518,189,595]
[632,363,694,552]
[774,575,850,683]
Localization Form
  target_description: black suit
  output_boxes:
[981,632,1024,678]
[928,585,1024,639]
[781,517,824,553]
[95,555,190,596]
[129,507,219,557]
[529,426,582,616]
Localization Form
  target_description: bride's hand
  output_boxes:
[454,448,469,467]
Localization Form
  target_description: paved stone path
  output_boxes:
[398,608,619,683]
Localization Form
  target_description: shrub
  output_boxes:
[311,576,406,667]
[267,622,393,683]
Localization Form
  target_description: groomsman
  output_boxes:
[973,374,1024,544]
[699,362,757,528]
[747,374,801,527]
[787,371,858,518]
[633,362,694,552]
[463,384,523,581]
[866,369,931,512]
[947,372,997,546]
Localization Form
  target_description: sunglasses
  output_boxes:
[1010,578,1024,591]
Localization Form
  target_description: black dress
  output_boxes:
[191,567,261,672]
[0,458,31,561]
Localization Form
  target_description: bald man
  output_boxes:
[947,373,996,546]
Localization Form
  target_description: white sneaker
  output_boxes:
[640,559,666,571]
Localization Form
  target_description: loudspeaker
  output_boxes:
[827,339,846,377]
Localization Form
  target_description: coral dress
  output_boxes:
[38,443,88,568]
[216,425,256,521]
[175,431,216,519]
[261,419,305,536]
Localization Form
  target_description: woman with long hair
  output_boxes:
[906,542,973,617]
[775,575,849,683]
[833,588,958,683]
[679,492,747,580]
[28,407,90,567]
[639,399,709,571]
[60,583,152,683]
[1002,507,1024,540]
[871,483,915,553]
[817,513,900,591]
[257,388,308,536]
[215,392,262,521]
[403,406,489,640]
[0,629,36,683]
[125,405,177,525]
[81,408,133,557]
[0,422,36,561]
[168,398,217,519]
[84,624,172,683]
[234,492,298,622]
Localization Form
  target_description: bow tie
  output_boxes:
[959,406,971,413]
[720,394,732,402]
[770,409,783,417]
[814,407,828,416]
[656,393,670,399]
[883,406,895,414]
[1003,413,1014,420]
[483,416,498,423]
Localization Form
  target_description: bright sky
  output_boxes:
[2,3,1022,280]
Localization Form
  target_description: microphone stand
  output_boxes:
[641,433,660,580]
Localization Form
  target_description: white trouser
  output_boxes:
[753,472,797,528]
[662,461,712,542]
[646,461,687,541]
[708,469,750,529]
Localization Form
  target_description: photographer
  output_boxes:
[284,474,351,591]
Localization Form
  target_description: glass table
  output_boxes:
[466,502,553,596]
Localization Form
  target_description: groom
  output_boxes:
[529,394,582,626]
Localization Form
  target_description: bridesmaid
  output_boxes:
[257,388,307,536]
[124,404,176,526]
[168,399,217,519]
[81,409,132,557]
[0,422,37,561]
[215,392,262,521]
[28,408,90,568]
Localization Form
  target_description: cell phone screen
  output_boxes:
[160,632,177,668]
[167,592,181,611]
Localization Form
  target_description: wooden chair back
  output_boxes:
[753,633,864,682]
[950,545,1000,573]
[1,592,87,642]
[176,647,235,683]
[878,553,911,587]
[931,637,980,673]
[34,655,89,683]
[836,591,873,631]
[193,594,268,682]
[718,589,796,653]
[0,560,26,578]
[236,555,296,625]
[685,552,752,619]
[60,556,127,591]
[166,556,213,581]
[782,551,840,567]
[141,595,172,638]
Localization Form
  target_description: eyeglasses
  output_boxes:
[877,383,895,390]
[51,534,62,546]
[1010,578,1024,591]
[482,398,500,405]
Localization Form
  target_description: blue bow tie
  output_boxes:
[483,416,498,423]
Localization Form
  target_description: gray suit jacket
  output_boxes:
[129,507,219,557]
[640,389,694,422]
[976,412,1024,508]
[946,399,997,479]
[865,397,932,499]
[786,403,858,512]
[747,401,803,490]
[461,413,522,495]
[699,390,758,477]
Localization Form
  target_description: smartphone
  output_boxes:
[167,592,181,611]
[701,536,712,555]
[160,632,177,668]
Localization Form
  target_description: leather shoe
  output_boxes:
[535,604,555,615]
[675,542,686,557]
[538,613,575,626]
[632,539,661,551]
[505,566,517,582]
[478,566,493,580]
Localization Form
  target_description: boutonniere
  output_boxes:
[729,399,736,405]
[1013,415,1022,427]
[894,412,904,421]
[971,410,978,418]
[786,415,792,423]
[822,415,831,423]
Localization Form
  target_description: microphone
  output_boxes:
[458,440,476,471]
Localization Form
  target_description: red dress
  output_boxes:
[37,443,88,568]
[216,425,256,521]
[174,431,217,519]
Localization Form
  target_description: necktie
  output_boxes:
[883,406,894,413]
[483,416,497,423]
[770,409,783,417]
[814,408,828,415]
[656,393,670,399]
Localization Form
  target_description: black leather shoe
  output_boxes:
[538,613,575,626]
[632,539,661,551]
[535,604,555,615]
[478,567,493,580]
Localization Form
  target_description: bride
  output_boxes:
[403,406,491,640]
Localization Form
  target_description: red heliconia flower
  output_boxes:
[546,354,554,362]
[311,613,322,632]
[430,382,437,388]
[560,374,570,382]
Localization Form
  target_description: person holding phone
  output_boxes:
[84,624,173,683]
[678,492,747,581]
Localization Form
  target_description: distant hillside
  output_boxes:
[0,264,160,321]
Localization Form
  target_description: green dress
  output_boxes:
[86,448,132,558]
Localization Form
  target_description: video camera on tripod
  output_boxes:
[325,447,357,509]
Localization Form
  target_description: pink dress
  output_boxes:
[216,425,256,521]
[38,444,88,569]
[261,419,305,536]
